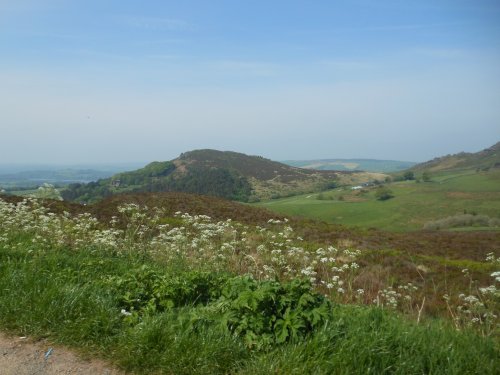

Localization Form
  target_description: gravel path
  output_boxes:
[0,333,124,375]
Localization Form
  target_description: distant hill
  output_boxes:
[282,159,416,172]
[410,142,500,173]
[61,149,386,203]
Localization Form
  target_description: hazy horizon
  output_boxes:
[0,140,496,172]
[1,1,499,164]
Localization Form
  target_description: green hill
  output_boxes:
[61,150,386,204]
[409,141,500,173]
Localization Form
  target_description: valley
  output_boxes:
[256,169,500,231]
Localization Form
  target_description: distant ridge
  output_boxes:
[410,141,500,172]
[282,158,416,173]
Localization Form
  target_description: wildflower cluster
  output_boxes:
[0,199,363,304]
[0,198,121,252]
[443,252,499,336]
[374,283,419,310]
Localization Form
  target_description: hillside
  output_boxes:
[410,141,500,173]
[283,158,416,172]
[61,149,386,203]
[1,193,499,375]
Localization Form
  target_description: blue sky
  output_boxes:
[1,0,499,163]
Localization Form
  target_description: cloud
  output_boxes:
[409,48,468,59]
[316,59,374,70]
[206,60,279,77]
[118,15,196,32]
[292,22,467,36]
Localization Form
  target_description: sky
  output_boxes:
[1,0,499,164]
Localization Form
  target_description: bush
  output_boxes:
[403,171,415,181]
[375,186,394,201]
[423,214,500,230]
[216,277,331,349]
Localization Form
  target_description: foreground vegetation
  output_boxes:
[0,197,499,373]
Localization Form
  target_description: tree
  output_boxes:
[422,172,431,182]
[403,171,415,181]
[375,186,394,201]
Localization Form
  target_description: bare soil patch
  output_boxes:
[0,333,124,375]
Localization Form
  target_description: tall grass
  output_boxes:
[1,243,498,374]
[0,197,499,373]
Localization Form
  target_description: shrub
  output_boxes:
[375,186,394,201]
[423,214,500,230]
[216,277,332,349]
[403,171,415,180]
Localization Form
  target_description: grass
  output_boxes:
[1,243,498,374]
[255,170,500,231]
[1,197,499,373]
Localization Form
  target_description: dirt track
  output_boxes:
[0,333,124,375]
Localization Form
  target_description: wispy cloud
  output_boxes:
[409,48,468,59]
[206,60,279,77]
[316,59,374,70]
[133,38,188,46]
[293,22,468,36]
[118,15,196,32]
[145,54,181,61]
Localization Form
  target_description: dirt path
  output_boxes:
[0,332,125,375]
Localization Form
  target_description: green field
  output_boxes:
[255,170,500,232]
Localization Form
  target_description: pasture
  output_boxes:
[256,170,500,232]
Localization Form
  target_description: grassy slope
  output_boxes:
[255,170,500,232]
[410,141,500,173]
[1,244,498,375]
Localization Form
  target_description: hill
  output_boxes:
[409,141,500,173]
[60,149,386,203]
[283,158,416,172]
